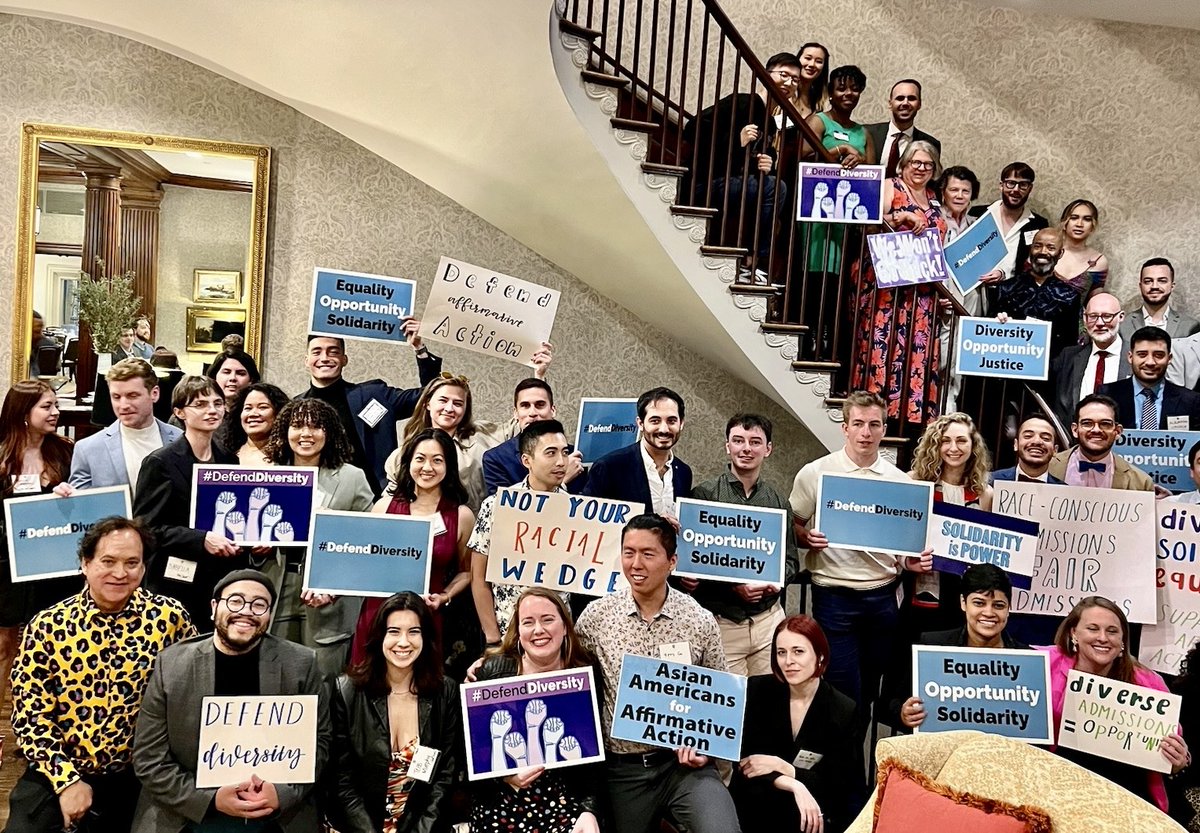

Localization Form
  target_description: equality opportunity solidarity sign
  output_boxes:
[955,317,1052,381]
[574,398,639,465]
[993,482,1157,623]
[460,667,604,780]
[419,256,560,368]
[191,465,318,546]
[912,646,1052,743]
[1140,502,1200,675]
[307,267,417,344]
[610,654,747,761]
[796,163,885,224]
[196,695,319,787]
[674,498,787,585]
[1113,430,1200,494]
[945,213,1006,296]
[1058,670,1181,774]
[813,473,934,557]
[484,489,641,596]
[5,486,131,582]
[925,502,1039,589]
[303,510,433,597]
[867,229,949,289]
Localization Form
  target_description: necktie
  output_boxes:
[885,132,906,178]
[1141,387,1158,430]
[1079,460,1107,474]
[1092,350,1108,394]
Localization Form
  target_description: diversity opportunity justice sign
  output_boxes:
[993,482,1156,623]
[304,510,434,597]
[460,667,604,780]
[419,256,560,368]
[610,654,747,761]
[675,498,787,585]
[5,486,131,582]
[1059,670,1181,773]
[813,473,934,557]
[196,695,319,787]
[867,229,949,289]
[308,267,417,345]
[955,317,1052,381]
[484,489,641,596]
[796,164,884,224]
[574,398,638,465]
[925,501,1039,588]
[944,213,1006,296]
[1113,430,1200,494]
[913,646,1052,743]
[191,465,318,546]
[1140,502,1200,675]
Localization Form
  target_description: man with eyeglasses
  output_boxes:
[133,569,330,832]
[1099,326,1200,431]
[972,162,1049,312]
[866,79,941,179]
[1049,292,1130,428]
[1047,394,1153,491]
[995,227,1081,360]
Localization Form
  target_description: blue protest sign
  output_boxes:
[308,267,417,345]
[610,654,747,760]
[1113,430,1200,493]
[913,646,1053,743]
[675,498,787,585]
[867,229,949,288]
[955,316,1052,381]
[460,667,605,780]
[5,486,130,582]
[190,465,318,545]
[945,213,1006,296]
[925,502,1039,589]
[796,163,884,224]
[813,474,933,557]
[303,510,433,597]
[574,398,639,465]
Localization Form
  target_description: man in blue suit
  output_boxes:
[990,414,1065,484]
[481,377,585,496]
[66,359,181,491]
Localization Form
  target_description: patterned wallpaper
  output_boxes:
[0,12,822,494]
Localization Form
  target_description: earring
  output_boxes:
[1070,636,1078,653]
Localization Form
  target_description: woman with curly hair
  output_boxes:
[217,381,289,465]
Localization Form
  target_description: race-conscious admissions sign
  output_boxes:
[1058,670,1181,773]
[867,229,949,289]
[191,465,318,546]
[307,267,417,344]
[304,510,433,597]
[926,501,1038,589]
[797,163,885,224]
[1113,430,1200,493]
[675,498,787,585]
[913,646,1052,743]
[955,317,1052,381]
[945,213,1005,296]
[574,398,639,465]
[5,486,131,582]
[196,695,319,787]
[813,473,934,556]
[1140,502,1200,675]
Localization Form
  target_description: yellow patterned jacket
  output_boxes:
[10,587,195,793]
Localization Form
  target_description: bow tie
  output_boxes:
[1078,460,1107,474]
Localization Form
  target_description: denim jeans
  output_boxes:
[702,174,787,261]
[811,581,900,721]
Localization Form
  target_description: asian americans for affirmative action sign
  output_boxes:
[796,163,884,224]
[674,498,787,585]
[307,267,417,345]
[1140,502,1200,675]
[955,317,1052,381]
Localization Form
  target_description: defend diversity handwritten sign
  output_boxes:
[610,654,748,761]
[419,256,560,368]
[1113,430,1200,493]
[484,489,641,596]
[196,695,319,787]
[913,646,1052,743]
[1059,670,1180,773]
[675,498,787,585]
[993,482,1157,623]
[867,229,949,288]
[797,163,885,224]
[5,486,131,582]
[460,667,604,780]
[307,267,416,344]
[1140,502,1200,675]
[945,213,1006,296]
[574,398,639,465]
[955,317,1052,381]
[304,510,433,597]
[813,474,934,557]
[191,465,318,546]
[926,501,1039,589]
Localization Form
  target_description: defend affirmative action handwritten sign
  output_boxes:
[1140,502,1200,675]
[867,229,949,289]
[813,473,934,557]
[926,501,1039,589]
[304,510,433,597]
[675,498,787,585]
[955,317,1052,381]
[191,465,318,546]
[1058,670,1180,773]
[484,489,640,596]
[1113,430,1200,493]
[5,486,131,582]
[419,256,560,368]
[196,695,319,787]
[945,213,1005,296]
[797,164,884,224]
[574,398,639,465]
[993,482,1157,623]
[308,267,416,345]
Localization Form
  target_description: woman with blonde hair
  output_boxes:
[1055,198,1109,300]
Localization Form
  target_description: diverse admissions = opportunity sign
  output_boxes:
[913,646,1052,743]
[307,267,417,345]
[5,486,131,582]
[1140,502,1200,675]
[944,213,1006,296]
[675,498,787,585]
[813,473,934,557]
[460,667,604,780]
[196,695,319,788]
[304,510,434,597]
[610,654,747,761]
[419,256,560,368]
[574,398,639,465]
[867,229,949,289]
[925,501,1039,589]
[955,317,1052,381]
[1113,430,1200,494]
[191,465,318,546]
[796,163,885,224]
[1059,670,1181,774]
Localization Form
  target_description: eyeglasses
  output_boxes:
[1000,179,1033,191]
[909,161,935,171]
[1082,312,1119,323]
[437,371,470,385]
[219,595,271,616]
[1076,419,1117,431]
[770,69,801,85]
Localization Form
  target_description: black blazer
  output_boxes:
[1050,343,1132,429]
[1097,378,1200,430]
[864,123,941,162]
[327,675,461,833]
[582,442,692,514]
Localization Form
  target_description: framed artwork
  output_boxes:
[186,307,247,353]
[193,269,242,305]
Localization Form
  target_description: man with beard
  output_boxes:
[1047,394,1153,491]
[132,570,329,833]
[991,415,1065,484]
[995,227,1082,360]
[1049,292,1131,429]
[1099,326,1200,430]
[1120,258,1200,342]
[973,162,1049,314]
[866,79,941,179]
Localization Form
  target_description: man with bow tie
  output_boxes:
[1047,393,1154,490]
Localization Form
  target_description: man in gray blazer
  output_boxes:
[133,570,330,833]
[1119,257,1200,342]
[68,358,181,491]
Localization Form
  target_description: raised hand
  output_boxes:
[212,491,237,533]
[525,699,547,765]
[273,521,294,543]
[246,487,270,539]
[260,504,283,538]
[224,511,246,541]
[504,731,529,767]
[558,735,582,760]
[489,709,513,771]
[541,716,565,764]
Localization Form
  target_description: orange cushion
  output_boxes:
[873,761,1051,833]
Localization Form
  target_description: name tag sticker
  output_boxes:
[164,556,198,583]
[658,641,692,663]
[1023,230,1036,245]
[832,131,850,141]
[793,749,824,770]
[315,487,330,508]
[429,512,448,537]
[1168,415,1190,431]
[408,745,440,782]
[13,474,40,495]
[357,399,388,428]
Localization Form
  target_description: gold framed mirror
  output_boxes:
[11,122,270,389]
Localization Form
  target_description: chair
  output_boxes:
[35,343,60,377]
[61,337,79,381]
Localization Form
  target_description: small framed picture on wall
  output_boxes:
[193,269,242,305]
[186,307,247,353]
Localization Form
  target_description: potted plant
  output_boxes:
[75,258,142,371]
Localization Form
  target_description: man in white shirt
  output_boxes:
[1120,257,1200,342]
[1049,292,1131,429]
[972,163,1049,314]
[866,79,941,178]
